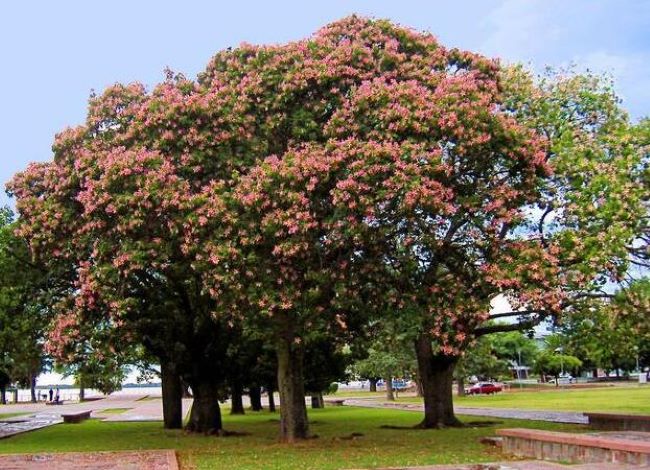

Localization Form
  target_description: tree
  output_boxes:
[303,337,350,408]
[533,351,582,385]
[8,82,235,432]
[0,207,49,403]
[454,330,538,395]
[412,67,648,426]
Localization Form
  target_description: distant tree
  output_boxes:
[533,351,582,385]
[304,337,351,408]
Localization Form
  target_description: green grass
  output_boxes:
[0,406,585,469]
[135,395,159,401]
[392,385,650,414]
[0,412,29,420]
[97,408,131,415]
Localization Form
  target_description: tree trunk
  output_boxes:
[414,376,423,397]
[79,382,85,402]
[385,376,394,401]
[161,361,183,429]
[277,335,309,442]
[249,385,263,411]
[30,375,36,403]
[186,380,222,434]
[230,379,245,415]
[414,333,463,428]
[457,376,465,397]
[267,386,276,412]
[0,386,6,405]
[310,392,325,409]
[369,378,377,392]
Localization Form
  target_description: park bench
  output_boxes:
[585,412,650,432]
[324,399,345,406]
[61,410,92,424]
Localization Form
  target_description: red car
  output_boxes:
[466,382,503,395]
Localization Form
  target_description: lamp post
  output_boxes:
[517,349,523,389]
[554,347,565,386]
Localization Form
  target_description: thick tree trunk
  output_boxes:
[30,375,36,403]
[249,385,263,411]
[369,378,377,392]
[385,376,394,401]
[277,335,309,442]
[414,333,462,428]
[161,361,183,429]
[0,386,6,405]
[230,380,245,415]
[186,380,222,434]
[267,386,276,412]
[457,376,465,397]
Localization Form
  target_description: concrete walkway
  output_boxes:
[344,398,589,424]
[0,394,192,438]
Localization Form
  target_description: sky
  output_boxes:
[1,1,648,385]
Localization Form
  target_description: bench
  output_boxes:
[46,400,65,406]
[61,410,92,424]
[585,412,650,431]
[324,399,345,406]
[497,428,650,465]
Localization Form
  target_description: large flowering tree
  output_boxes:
[10,16,645,441]
[188,17,560,437]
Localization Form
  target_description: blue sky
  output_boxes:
[1,0,649,209]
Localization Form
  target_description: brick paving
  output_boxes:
[343,398,588,424]
[0,449,178,470]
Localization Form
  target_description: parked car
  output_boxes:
[376,379,412,390]
[466,382,503,395]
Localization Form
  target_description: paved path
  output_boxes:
[0,394,192,438]
[344,398,589,424]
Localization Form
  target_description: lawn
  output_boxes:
[0,412,29,420]
[0,407,584,470]
[97,408,131,414]
[389,385,650,414]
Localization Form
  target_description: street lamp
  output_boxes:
[554,347,564,385]
[517,349,523,389]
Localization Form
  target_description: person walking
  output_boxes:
[48,388,53,402]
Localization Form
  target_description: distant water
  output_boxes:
[6,386,162,403]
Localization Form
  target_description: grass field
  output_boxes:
[381,385,650,414]
[0,412,28,420]
[0,407,585,470]
[97,408,131,414]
